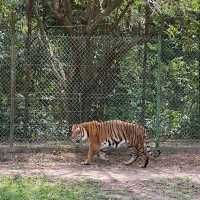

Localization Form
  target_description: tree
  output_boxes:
[27,0,158,125]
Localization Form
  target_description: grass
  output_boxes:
[0,176,109,200]
[1,176,199,200]
[142,176,200,200]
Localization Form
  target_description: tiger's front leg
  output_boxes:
[81,143,100,165]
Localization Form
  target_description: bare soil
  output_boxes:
[0,141,200,200]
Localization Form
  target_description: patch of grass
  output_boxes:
[0,176,108,200]
[143,176,200,200]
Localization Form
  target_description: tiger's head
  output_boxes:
[71,124,88,143]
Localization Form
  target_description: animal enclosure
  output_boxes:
[0,3,200,199]
[0,17,199,146]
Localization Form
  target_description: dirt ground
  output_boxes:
[0,141,200,200]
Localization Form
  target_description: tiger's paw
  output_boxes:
[100,156,109,161]
[124,161,132,165]
[124,157,137,165]
[81,160,90,165]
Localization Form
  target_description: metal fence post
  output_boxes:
[198,14,200,116]
[9,11,16,147]
[155,35,161,148]
[79,93,82,123]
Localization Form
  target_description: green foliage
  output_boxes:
[0,0,23,16]
[0,177,107,200]
[0,0,199,142]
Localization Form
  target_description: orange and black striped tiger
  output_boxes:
[71,120,160,167]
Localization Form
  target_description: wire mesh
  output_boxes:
[0,21,11,143]
[0,22,199,144]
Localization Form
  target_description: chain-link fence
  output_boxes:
[0,19,12,143]
[0,16,199,145]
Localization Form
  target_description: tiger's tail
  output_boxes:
[144,127,161,158]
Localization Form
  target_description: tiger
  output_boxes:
[71,120,160,167]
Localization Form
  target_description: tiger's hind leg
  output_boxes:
[136,147,149,168]
[140,152,149,168]
[124,145,149,167]
[143,156,149,168]
[124,146,138,165]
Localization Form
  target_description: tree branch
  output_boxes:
[35,7,67,83]
[86,0,124,34]
[83,0,101,26]
[63,0,72,23]
[111,0,133,31]
[107,36,149,65]
[52,0,72,33]
[52,0,63,21]
[38,28,67,82]
[26,0,34,42]
[84,35,149,94]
